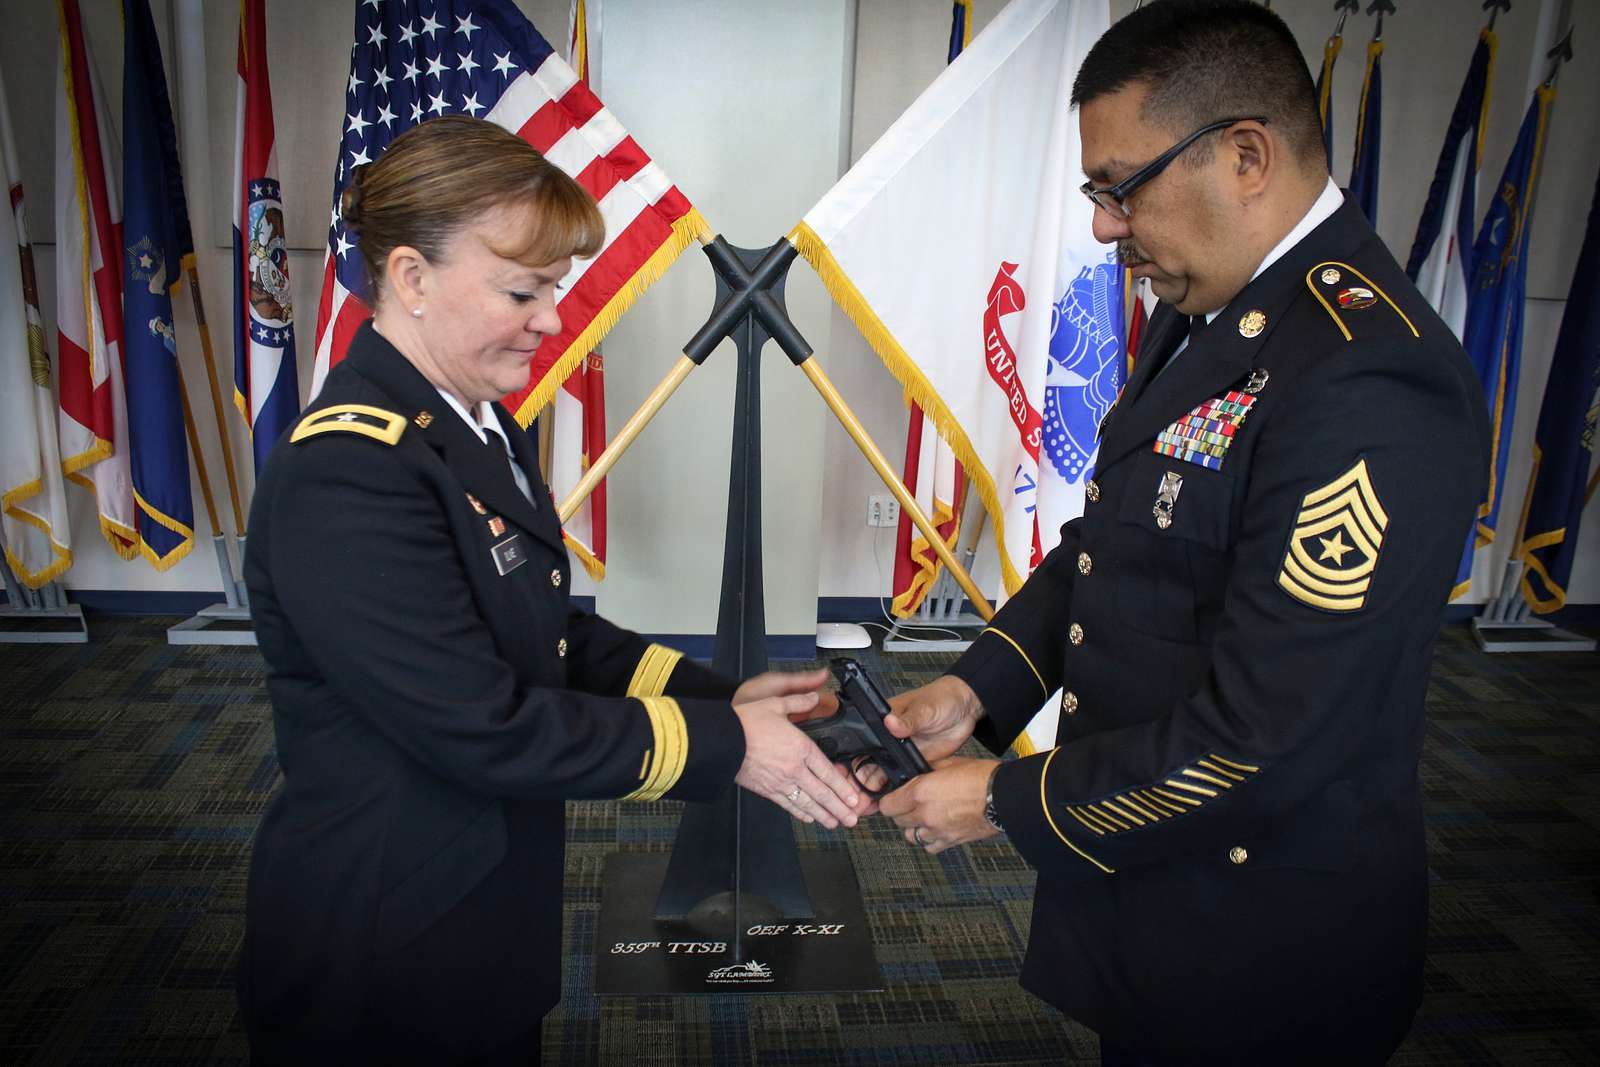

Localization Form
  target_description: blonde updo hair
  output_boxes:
[340,115,604,303]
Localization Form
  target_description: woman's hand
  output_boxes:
[733,669,863,828]
[732,667,840,720]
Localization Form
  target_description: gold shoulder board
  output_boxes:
[1304,261,1420,343]
[290,404,407,446]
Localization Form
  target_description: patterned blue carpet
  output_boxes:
[0,616,1596,1064]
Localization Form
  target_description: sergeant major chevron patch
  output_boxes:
[1277,458,1389,613]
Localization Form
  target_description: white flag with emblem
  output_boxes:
[1,63,72,587]
[790,0,1118,754]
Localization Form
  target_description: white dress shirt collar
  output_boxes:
[434,386,514,453]
[1206,177,1343,325]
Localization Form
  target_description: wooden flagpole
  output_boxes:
[183,264,246,534]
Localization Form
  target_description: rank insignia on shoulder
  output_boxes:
[1306,262,1419,342]
[1277,458,1389,613]
[290,404,407,446]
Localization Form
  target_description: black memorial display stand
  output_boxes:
[594,239,881,995]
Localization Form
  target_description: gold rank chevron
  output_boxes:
[289,404,407,446]
[626,644,684,699]
[621,697,688,802]
[1063,754,1260,838]
[1277,458,1389,613]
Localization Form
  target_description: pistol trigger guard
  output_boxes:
[849,754,890,799]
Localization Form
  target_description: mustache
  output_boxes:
[1115,242,1148,267]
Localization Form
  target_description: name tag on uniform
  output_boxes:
[491,534,526,576]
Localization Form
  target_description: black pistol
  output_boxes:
[799,658,932,797]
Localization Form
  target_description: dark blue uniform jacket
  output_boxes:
[240,324,743,1064]
[952,197,1490,1064]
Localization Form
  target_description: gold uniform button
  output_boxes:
[1229,846,1248,865]
[557,638,568,658]
[1068,623,1084,646]
[1085,479,1100,504]
[1061,691,1079,715]
[550,569,563,588]
[1077,552,1093,576]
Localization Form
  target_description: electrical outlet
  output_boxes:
[867,494,900,527]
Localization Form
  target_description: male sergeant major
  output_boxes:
[878,3,1489,1063]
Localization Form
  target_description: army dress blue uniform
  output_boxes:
[239,323,744,1064]
[952,196,1489,1064]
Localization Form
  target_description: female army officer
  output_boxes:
[239,116,862,1065]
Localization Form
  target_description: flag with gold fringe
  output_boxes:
[1452,83,1556,600]
[121,0,197,571]
[791,0,1117,755]
[55,0,136,559]
[1515,169,1599,613]
[309,0,708,431]
[890,0,973,619]
[1,61,72,588]
[549,0,608,580]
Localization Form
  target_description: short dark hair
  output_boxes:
[1070,0,1325,172]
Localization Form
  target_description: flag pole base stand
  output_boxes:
[167,603,256,646]
[593,851,881,995]
[883,611,986,653]
[0,603,89,644]
[1470,616,1595,653]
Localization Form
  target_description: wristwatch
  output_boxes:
[983,765,1005,834]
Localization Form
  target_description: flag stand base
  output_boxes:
[168,536,254,645]
[883,612,985,652]
[168,603,256,646]
[1469,560,1595,653]
[1471,616,1595,653]
[884,546,985,653]
[0,602,89,644]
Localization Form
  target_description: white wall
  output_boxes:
[4,0,1597,620]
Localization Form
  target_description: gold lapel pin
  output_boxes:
[1238,309,1267,338]
[414,410,434,429]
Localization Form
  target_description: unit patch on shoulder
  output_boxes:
[290,404,407,446]
[1277,458,1389,613]
[1306,261,1420,342]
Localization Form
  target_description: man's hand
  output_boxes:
[884,675,983,763]
[878,757,1000,854]
[733,670,866,827]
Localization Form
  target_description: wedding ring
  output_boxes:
[786,787,804,804]
[913,826,927,846]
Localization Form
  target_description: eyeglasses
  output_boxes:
[1080,116,1268,218]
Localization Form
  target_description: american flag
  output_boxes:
[311,0,708,426]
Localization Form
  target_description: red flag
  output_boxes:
[54,0,135,558]
[550,0,607,579]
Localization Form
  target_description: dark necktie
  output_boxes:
[485,430,535,505]
[1150,315,1203,383]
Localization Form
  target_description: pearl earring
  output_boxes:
[411,306,423,318]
